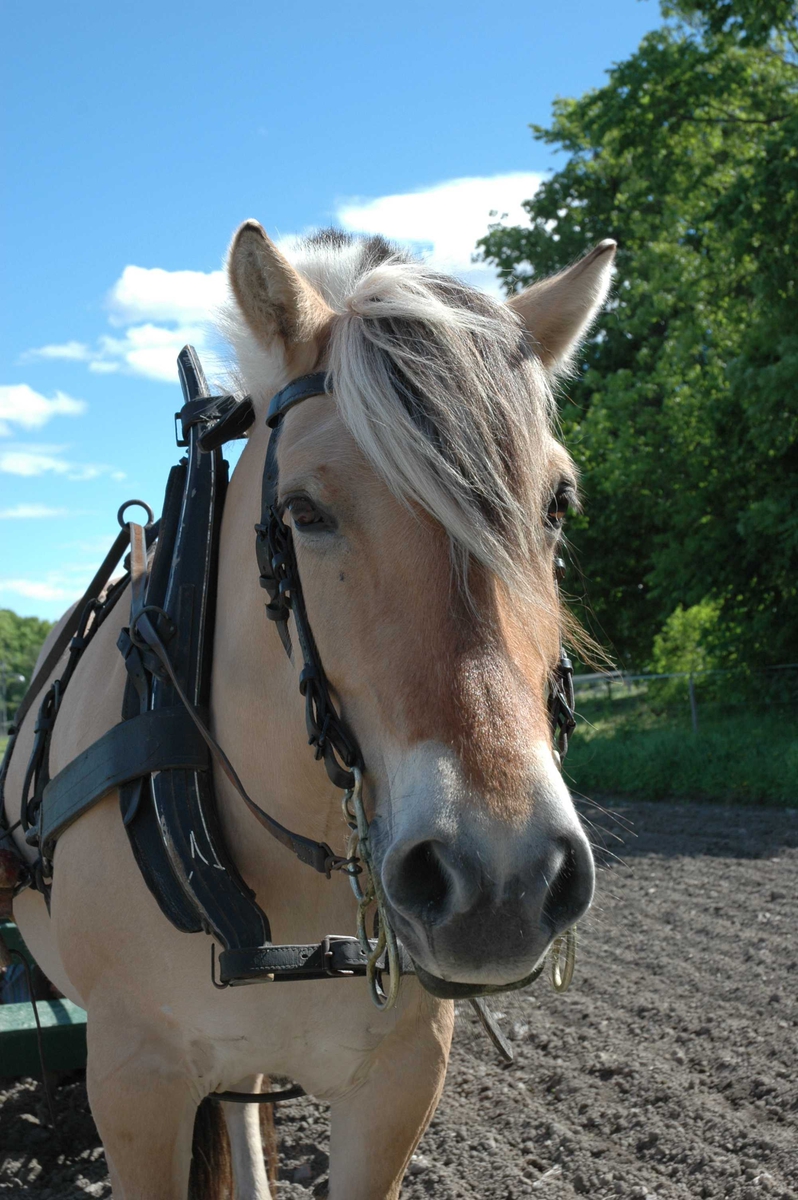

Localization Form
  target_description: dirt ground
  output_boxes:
[1,799,796,1200]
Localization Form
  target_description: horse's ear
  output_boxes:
[228,220,332,360]
[508,239,616,374]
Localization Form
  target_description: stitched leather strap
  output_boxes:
[266,372,329,429]
[217,935,416,986]
[39,706,209,855]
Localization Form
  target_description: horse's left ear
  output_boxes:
[228,220,333,367]
[508,239,616,374]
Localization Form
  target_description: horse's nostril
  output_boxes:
[389,841,451,921]
[542,838,594,937]
[384,827,594,944]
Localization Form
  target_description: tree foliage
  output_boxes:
[0,609,53,722]
[649,599,723,673]
[479,0,798,667]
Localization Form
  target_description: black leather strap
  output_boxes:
[138,346,272,949]
[39,707,209,855]
[266,372,329,429]
[119,461,205,934]
[413,960,546,999]
[218,935,416,986]
[176,392,256,452]
[256,372,362,791]
[199,397,255,452]
[212,1085,306,1104]
[8,527,133,740]
[130,606,350,876]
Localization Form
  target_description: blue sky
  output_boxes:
[1,0,661,620]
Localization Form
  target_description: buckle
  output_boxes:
[321,935,360,977]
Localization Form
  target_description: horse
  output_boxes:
[4,222,615,1199]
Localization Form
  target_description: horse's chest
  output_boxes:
[195,982,402,1096]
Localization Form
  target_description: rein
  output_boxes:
[0,346,578,1026]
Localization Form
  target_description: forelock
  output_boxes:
[326,256,560,606]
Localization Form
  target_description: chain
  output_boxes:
[341,767,402,1011]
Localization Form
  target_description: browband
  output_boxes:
[266,372,330,429]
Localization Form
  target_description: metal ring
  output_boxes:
[550,926,577,993]
[117,499,155,530]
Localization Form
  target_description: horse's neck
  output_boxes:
[211,426,352,937]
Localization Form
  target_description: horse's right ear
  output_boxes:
[228,221,333,360]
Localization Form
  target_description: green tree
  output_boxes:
[479,0,798,668]
[0,609,53,726]
[649,599,723,674]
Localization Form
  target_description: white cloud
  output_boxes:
[337,172,542,295]
[26,305,225,386]
[0,554,127,611]
[0,443,125,481]
[0,504,69,519]
[45,264,229,383]
[0,578,80,602]
[21,172,542,383]
[0,445,73,476]
[107,265,226,326]
[0,384,87,435]
[96,322,219,383]
[25,341,92,362]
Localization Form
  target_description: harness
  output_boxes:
[0,345,578,1049]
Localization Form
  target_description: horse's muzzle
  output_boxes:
[378,818,595,989]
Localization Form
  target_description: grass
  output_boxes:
[2,699,796,808]
[565,689,798,807]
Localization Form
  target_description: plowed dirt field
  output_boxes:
[2,800,796,1199]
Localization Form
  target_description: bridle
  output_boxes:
[1,351,578,1014]
[255,372,363,793]
[251,369,577,1007]
[256,368,577,784]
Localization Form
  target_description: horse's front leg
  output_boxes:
[85,1001,200,1199]
[327,991,454,1200]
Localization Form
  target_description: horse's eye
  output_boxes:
[285,496,332,530]
[546,486,572,531]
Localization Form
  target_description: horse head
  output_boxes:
[224,221,615,995]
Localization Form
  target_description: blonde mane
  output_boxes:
[227,231,564,606]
